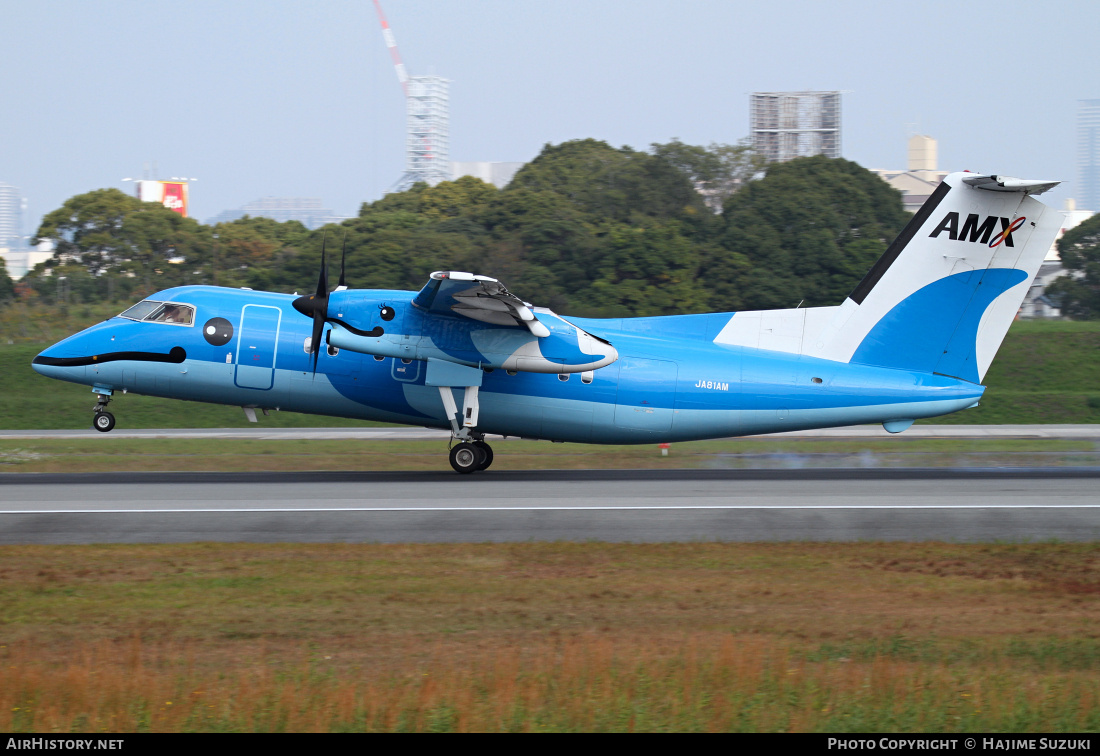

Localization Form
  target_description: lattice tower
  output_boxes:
[373,1,452,193]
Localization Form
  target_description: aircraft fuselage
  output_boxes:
[33,285,982,444]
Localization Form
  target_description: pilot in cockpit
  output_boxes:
[153,304,192,325]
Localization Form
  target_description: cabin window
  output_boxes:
[811,377,823,384]
[373,355,385,361]
[581,371,594,384]
[558,374,569,382]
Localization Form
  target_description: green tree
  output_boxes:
[418,176,499,221]
[208,215,309,290]
[32,188,210,297]
[33,188,142,275]
[709,155,909,311]
[0,258,14,302]
[509,139,707,223]
[1046,213,1100,319]
[13,143,918,321]
[651,138,765,210]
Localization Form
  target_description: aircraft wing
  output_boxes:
[413,271,550,337]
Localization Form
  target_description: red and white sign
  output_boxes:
[135,180,189,217]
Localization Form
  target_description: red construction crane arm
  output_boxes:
[372,0,409,96]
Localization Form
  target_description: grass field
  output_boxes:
[2,311,1099,429]
[1,542,1097,732]
[0,436,1097,473]
[932,320,1100,425]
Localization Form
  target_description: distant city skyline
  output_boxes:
[207,196,349,229]
[0,183,24,248]
[1078,100,1100,212]
[3,1,1098,235]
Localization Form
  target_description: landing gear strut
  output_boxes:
[438,382,494,473]
[92,389,115,433]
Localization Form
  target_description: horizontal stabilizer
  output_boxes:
[961,174,1060,195]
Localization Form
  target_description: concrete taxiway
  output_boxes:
[1,468,1097,545]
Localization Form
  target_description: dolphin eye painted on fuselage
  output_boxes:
[202,317,233,346]
[379,305,395,321]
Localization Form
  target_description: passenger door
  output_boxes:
[235,305,281,390]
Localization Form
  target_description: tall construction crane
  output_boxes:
[372,0,451,192]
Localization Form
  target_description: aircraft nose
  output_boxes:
[31,348,79,380]
[31,332,94,380]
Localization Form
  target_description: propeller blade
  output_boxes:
[315,231,329,298]
[311,311,325,374]
[288,230,334,375]
[338,231,348,289]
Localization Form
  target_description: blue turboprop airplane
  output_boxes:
[32,172,1062,473]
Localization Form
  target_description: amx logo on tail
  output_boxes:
[929,213,1026,248]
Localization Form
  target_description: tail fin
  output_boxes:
[804,172,1061,382]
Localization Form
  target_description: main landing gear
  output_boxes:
[449,439,494,474]
[92,389,116,433]
[438,384,494,474]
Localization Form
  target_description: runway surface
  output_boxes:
[1,468,1097,545]
[3,424,1100,440]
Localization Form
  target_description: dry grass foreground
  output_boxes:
[1,542,1098,733]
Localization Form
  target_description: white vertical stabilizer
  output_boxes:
[714,171,1061,384]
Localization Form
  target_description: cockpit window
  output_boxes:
[118,300,162,321]
[117,300,195,326]
[146,303,194,325]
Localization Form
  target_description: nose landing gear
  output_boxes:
[92,388,116,433]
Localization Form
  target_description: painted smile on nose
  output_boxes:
[32,346,187,367]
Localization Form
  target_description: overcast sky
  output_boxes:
[4,0,1098,234]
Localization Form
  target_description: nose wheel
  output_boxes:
[449,440,494,474]
[93,411,116,433]
[92,389,116,433]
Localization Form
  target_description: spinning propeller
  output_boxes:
[291,232,359,374]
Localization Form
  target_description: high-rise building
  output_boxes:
[0,182,24,248]
[390,76,452,192]
[871,135,950,214]
[750,91,842,163]
[1078,99,1100,211]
